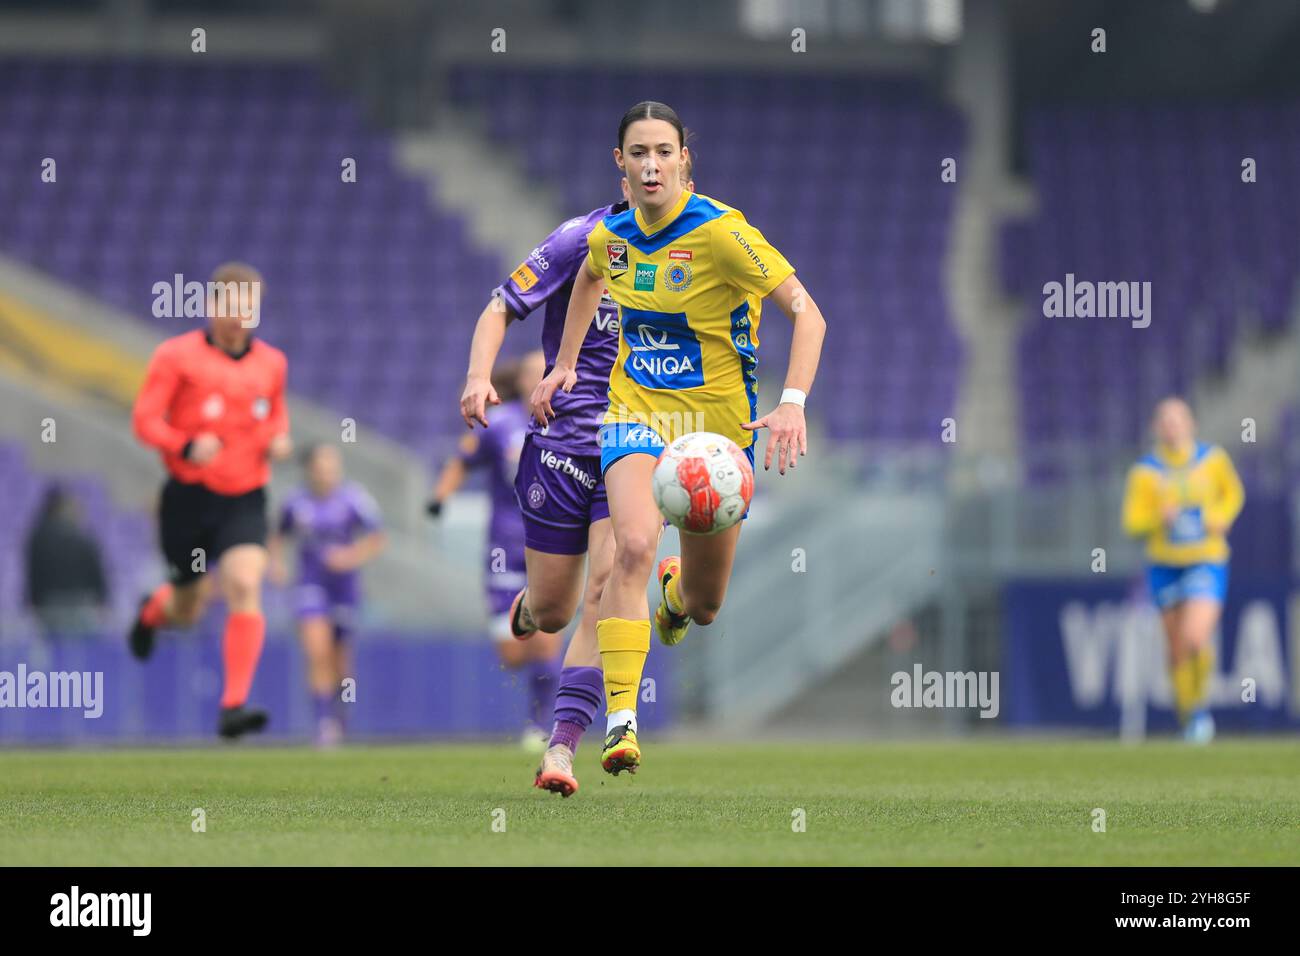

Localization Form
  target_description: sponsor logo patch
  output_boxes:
[729,230,769,277]
[634,263,658,291]
[510,263,539,292]
[621,308,703,389]
[607,242,628,274]
[668,249,693,260]
[539,448,599,490]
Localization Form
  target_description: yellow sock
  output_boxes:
[597,617,650,715]
[1171,658,1197,723]
[664,573,685,616]
[1190,644,1215,710]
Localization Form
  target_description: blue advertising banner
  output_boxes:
[0,631,676,744]
[1003,577,1300,732]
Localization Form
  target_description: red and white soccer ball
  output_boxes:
[652,432,754,535]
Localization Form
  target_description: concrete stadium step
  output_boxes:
[396,108,566,272]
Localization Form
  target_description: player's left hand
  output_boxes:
[269,433,293,461]
[741,402,807,475]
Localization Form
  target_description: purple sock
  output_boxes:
[549,665,604,752]
[528,657,560,728]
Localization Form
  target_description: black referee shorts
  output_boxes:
[158,478,268,586]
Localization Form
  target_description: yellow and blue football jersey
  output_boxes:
[1122,441,1245,566]
[583,190,795,452]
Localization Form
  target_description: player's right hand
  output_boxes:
[187,432,222,465]
[530,365,576,425]
[460,375,500,429]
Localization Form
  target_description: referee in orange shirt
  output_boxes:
[129,262,292,739]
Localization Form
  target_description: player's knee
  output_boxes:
[686,597,722,626]
[222,571,261,609]
[614,530,657,579]
[528,598,572,634]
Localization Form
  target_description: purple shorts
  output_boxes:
[295,581,359,641]
[513,434,610,555]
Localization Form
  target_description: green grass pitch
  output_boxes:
[2,739,1298,865]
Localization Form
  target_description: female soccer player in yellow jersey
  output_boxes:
[1122,397,1244,744]
[531,101,827,775]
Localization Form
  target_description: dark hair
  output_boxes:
[617,101,686,150]
[299,442,328,468]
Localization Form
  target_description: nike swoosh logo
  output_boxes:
[610,272,625,280]
[611,690,630,697]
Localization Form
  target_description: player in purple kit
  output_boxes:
[456,166,693,796]
[268,444,386,747]
[430,351,563,751]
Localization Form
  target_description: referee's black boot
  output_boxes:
[128,596,157,661]
[218,705,269,739]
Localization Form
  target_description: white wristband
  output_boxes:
[780,388,807,408]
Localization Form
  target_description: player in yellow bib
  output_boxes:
[1122,397,1244,744]
[531,101,828,776]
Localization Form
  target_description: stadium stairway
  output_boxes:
[395,108,565,274]
[0,255,483,632]
[1191,296,1300,449]
[689,447,947,730]
[944,0,1031,476]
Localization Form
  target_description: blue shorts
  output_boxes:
[1147,563,1228,610]
[599,421,756,475]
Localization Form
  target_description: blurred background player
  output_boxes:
[1122,397,1245,744]
[128,261,292,739]
[532,101,828,777]
[24,483,109,641]
[269,443,386,748]
[430,350,561,751]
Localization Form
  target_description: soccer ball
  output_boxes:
[652,432,754,534]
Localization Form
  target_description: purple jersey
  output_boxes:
[463,399,529,552]
[495,202,626,457]
[278,482,383,605]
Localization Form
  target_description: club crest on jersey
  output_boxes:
[251,397,271,420]
[201,394,224,420]
[607,242,628,274]
[663,262,693,293]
